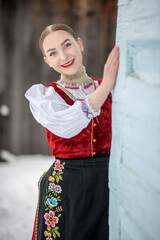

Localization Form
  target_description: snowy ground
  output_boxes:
[0,151,54,240]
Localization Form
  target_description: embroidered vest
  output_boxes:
[44,78,112,158]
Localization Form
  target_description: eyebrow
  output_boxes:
[47,39,71,53]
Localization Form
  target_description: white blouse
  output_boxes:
[25,78,101,139]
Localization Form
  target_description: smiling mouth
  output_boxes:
[61,59,75,68]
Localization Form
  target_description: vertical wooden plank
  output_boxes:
[109,0,160,239]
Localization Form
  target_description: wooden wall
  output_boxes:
[109,0,160,239]
[0,0,117,155]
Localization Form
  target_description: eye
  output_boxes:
[49,51,56,57]
[65,42,71,48]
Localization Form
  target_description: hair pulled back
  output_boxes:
[39,23,78,56]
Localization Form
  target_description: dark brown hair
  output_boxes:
[39,23,78,56]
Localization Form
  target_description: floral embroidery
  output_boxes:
[44,159,65,239]
[44,211,59,227]
[54,185,62,194]
[49,176,55,182]
[54,160,64,171]
[44,230,52,238]
[48,183,62,194]
[56,206,63,212]
[48,183,55,191]
[46,197,58,207]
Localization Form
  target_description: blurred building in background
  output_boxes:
[0,0,117,155]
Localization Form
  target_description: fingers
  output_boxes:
[111,52,119,70]
[108,46,119,69]
[108,46,119,60]
[103,45,120,84]
[110,46,119,62]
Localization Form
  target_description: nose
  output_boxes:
[59,50,68,62]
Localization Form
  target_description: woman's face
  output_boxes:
[43,30,84,76]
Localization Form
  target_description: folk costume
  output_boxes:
[25,77,112,240]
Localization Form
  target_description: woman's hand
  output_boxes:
[102,45,120,92]
[89,46,120,111]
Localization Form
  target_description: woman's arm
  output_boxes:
[89,46,119,111]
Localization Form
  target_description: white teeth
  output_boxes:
[62,60,73,66]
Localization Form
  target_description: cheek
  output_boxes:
[77,51,83,63]
[71,45,81,55]
[72,47,82,60]
[49,58,59,68]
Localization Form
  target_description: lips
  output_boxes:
[61,59,75,68]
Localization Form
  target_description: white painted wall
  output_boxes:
[109,1,160,240]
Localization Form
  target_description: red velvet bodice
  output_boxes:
[45,78,112,158]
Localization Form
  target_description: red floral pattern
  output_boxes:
[53,160,64,172]
[44,211,59,227]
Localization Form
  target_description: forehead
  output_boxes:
[43,30,75,51]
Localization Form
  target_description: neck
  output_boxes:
[60,66,89,85]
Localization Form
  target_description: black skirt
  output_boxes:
[36,154,110,240]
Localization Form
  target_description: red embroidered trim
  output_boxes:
[84,82,94,89]
[64,86,79,90]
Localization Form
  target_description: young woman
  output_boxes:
[25,23,119,240]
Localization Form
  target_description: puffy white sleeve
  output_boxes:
[25,84,100,139]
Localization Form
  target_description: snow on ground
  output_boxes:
[0,151,54,240]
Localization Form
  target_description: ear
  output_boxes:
[77,38,84,52]
[43,57,52,67]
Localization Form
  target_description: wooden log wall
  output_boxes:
[0,0,117,155]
